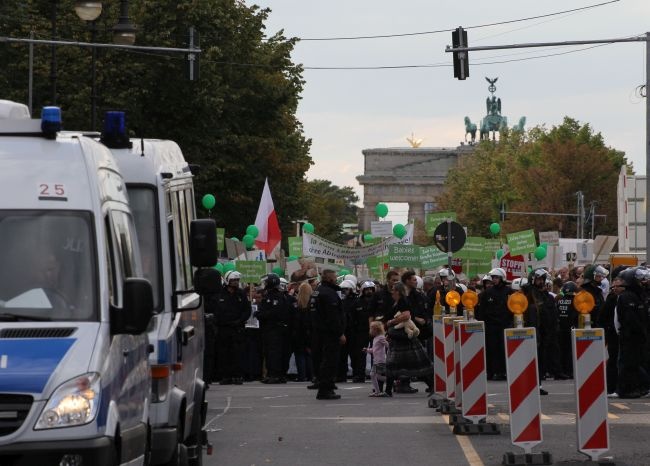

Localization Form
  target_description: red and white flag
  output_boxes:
[254,178,282,256]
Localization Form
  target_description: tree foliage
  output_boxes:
[0,0,313,242]
[299,179,359,242]
[437,117,627,238]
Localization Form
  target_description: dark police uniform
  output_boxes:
[311,281,346,396]
[476,282,511,380]
[256,288,293,382]
[213,287,252,383]
[556,293,577,377]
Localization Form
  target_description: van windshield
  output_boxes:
[0,211,98,321]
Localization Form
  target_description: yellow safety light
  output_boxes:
[507,291,529,315]
[573,290,595,315]
[446,290,461,307]
[461,289,479,309]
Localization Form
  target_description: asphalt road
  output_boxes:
[200,379,650,466]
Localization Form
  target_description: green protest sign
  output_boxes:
[216,228,225,252]
[455,236,487,260]
[388,244,421,268]
[366,256,385,281]
[465,259,493,277]
[288,236,303,257]
[484,238,502,256]
[425,211,457,236]
[419,246,448,269]
[235,261,267,283]
[506,229,537,256]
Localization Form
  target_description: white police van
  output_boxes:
[100,112,217,466]
[0,101,154,466]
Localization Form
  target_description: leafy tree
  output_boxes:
[437,118,628,238]
[299,179,358,242]
[0,0,312,240]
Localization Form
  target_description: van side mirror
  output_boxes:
[194,268,222,295]
[190,219,217,267]
[111,278,154,335]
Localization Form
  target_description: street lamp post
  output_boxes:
[75,2,103,131]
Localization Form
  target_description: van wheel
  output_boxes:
[163,423,189,466]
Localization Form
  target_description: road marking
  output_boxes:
[341,386,364,390]
[270,404,307,408]
[204,396,231,429]
[608,412,620,419]
[611,402,630,410]
[541,414,551,420]
[442,414,484,466]
[325,403,365,407]
[498,413,510,421]
[263,394,289,399]
[307,416,438,423]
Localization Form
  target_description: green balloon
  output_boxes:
[540,242,548,250]
[303,223,315,234]
[489,223,501,235]
[223,262,236,272]
[202,194,216,210]
[393,224,407,239]
[246,225,259,239]
[534,246,547,260]
[242,234,255,249]
[496,249,504,259]
[364,233,374,242]
[214,263,224,273]
[375,203,389,218]
[288,255,298,261]
[272,266,284,277]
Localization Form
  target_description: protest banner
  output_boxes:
[236,260,267,283]
[288,236,303,257]
[425,212,457,236]
[506,229,537,256]
[388,244,421,267]
[420,246,448,269]
[216,228,225,252]
[302,224,413,263]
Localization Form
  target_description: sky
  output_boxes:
[250,0,649,225]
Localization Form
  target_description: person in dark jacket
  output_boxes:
[476,267,511,381]
[599,267,626,396]
[556,281,578,378]
[347,281,372,383]
[614,269,648,398]
[437,267,464,315]
[214,270,252,385]
[579,265,605,325]
[336,279,356,382]
[202,269,223,385]
[256,274,293,384]
[529,268,564,381]
[312,269,346,400]
[294,281,314,382]
[370,270,399,322]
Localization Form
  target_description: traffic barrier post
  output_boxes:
[502,291,552,466]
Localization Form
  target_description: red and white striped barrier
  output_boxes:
[433,315,446,395]
[454,319,464,409]
[443,315,464,401]
[572,328,609,460]
[459,321,488,423]
[504,328,543,454]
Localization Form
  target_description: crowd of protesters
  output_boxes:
[203,261,650,400]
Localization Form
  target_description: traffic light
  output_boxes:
[452,27,469,80]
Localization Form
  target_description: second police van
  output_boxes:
[99,112,217,466]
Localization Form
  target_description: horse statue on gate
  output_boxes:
[479,77,508,141]
[464,116,477,143]
[512,116,526,132]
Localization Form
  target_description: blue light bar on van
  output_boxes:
[41,106,62,139]
[100,111,132,149]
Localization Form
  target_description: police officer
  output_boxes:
[476,268,511,381]
[214,270,252,385]
[202,269,223,386]
[336,279,356,382]
[556,281,578,378]
[312,268,346,400]
[614,268,648,398]
[580,265,605,324]
[526,268,564,388]
[256,273,292,384]
[437,268,464,315]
